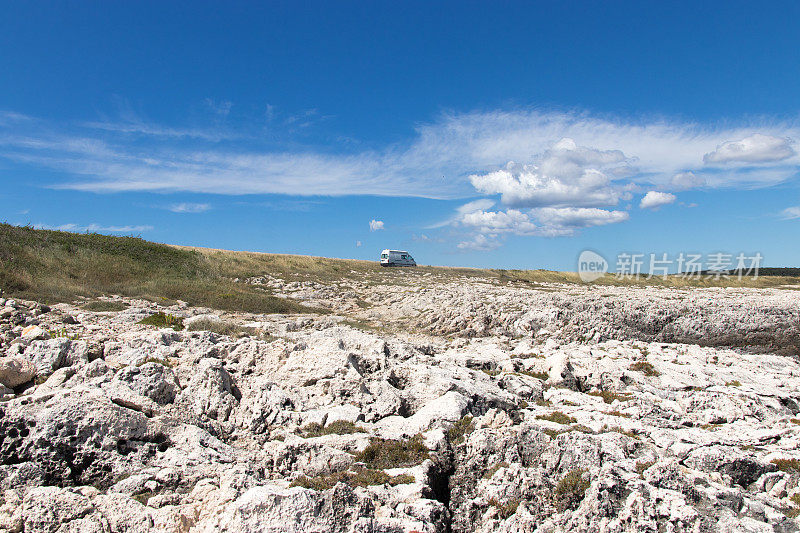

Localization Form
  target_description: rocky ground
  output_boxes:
[1,272,800,532]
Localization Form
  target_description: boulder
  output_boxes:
[0,355,36,388]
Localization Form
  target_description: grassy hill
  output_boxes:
[0,224,798,313]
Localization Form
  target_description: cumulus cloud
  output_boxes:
[33,223,153,233]
[640,191,676,210]
[469,138,627,208]
[356,240,362,247]
[167,202,211,213]
[369,219,384,231]
[703,134,795,164]
[780,206,800,220]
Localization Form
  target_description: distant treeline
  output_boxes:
[694,267,800,277]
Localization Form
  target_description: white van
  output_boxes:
[379,249,416,267]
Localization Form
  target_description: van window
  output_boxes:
[381,253,388,258]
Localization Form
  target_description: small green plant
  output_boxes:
[772,458,800,473]
[535,398,552,407]
[298,420,366,438]
[536,411,577,425]
[543,428,566,438]
[138,312,184,331]
[786,493,800,518]
[554,469,590,511]
[483,462,509,479]
[488,497,520,519]
[628,361,660,376]
[354,435,429,469]
[482,368,500,377]
[47,328,79,340]
[447,415,475,445]
[725,380,742,387]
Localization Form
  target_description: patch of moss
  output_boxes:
[138,312,184,331]
[298,420,366,438]
[536,411,577,425]
[354,435,429,469]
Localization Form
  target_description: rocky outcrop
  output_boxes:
[0,279,799,531]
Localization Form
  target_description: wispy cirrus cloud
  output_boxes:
[166,202,211,213]
[32,223,153,233]
[2,108,799,199]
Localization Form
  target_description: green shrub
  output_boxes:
[138,312,184,331]
[554,469,590,511]
[447,415,475,445]
[354,435,429,468]
[298,420,366,438]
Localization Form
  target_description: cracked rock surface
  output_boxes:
[1,275,800,532]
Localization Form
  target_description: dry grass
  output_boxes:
[554,468,590,511]
[290,468,414,490]
[2,224,797,317]
[629,361,661,376]
[354,435,429,468]
[536,412,577,425]
[0,224,324,314]
[297,420,366,438]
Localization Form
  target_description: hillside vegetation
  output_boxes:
[0,224,797,312]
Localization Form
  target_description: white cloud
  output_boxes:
[469,139,627,208]
[457,208,539,235]
[167,202,211,213]
[670,171,706,190]
[703,134,795,164]
[780,206,800,220]
[2,109,799,199]
[356,240,362,247]
[369,219,384,231]
[640,191,676,210]
[457,234,502,251]
[533,207,629,228]
[33,223,153,233]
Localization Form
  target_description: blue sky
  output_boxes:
[1,1,799,270]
